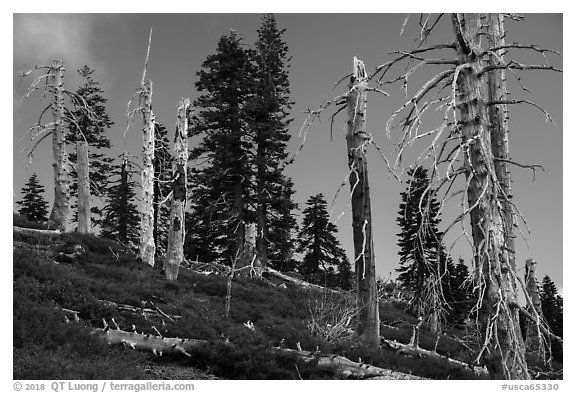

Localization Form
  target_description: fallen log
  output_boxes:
[382,337,487,375]
[276,347,424,379]
[93,317,426,379]
[13,226,61,236]
[98,300,181,321]
[94,319,204,357]
[264,267,338,292]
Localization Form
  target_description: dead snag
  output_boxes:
[452,13,529,379]
[76,137,91,233]
[46,60,72,231]
[346,57,379,346]
[524,258,547,359]
[164,98,191,281]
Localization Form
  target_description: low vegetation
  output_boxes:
[13,229,559,379]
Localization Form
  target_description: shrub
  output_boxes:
[13,213,48,230]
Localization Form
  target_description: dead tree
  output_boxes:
[372,13,560,379]
[46,61,70,231]
[346,58,380,346]
[236,223,261,278]
[524,258,546,358]
[126,28,156,267]
[76,137,91,233]
[297,56,391,346]
[164,98,191,281]
[18,60,96,232]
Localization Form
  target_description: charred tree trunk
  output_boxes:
[164,99,190,281]
[452,13,529,379]
[524,258,545,356]
[346,57,379,346]
[47,60,71,231]
[76,139,91,233]
[139,79,156,267]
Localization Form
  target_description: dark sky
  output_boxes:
[12,13,562,292]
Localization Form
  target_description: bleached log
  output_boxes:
[276,347,425,380]
[95,323,204,357]
[62,307,80,322]
[382,337,487,376]
[98,300,181,320]
[13,226,61,236]
[264,267,329,291]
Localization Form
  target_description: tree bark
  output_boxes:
[139,79,156,267]
[164,99,190,281]
[47,60,71,231]
[486,13,517,274]
[345,57,379,346]
[76,139,91,233]
[256,180,268,269]
[452,13,529,379]
[237,223,261,277]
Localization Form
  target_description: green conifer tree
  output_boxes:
[297,193,348,288]
[187,30,256,265]
[16,173,49,223]
[100,155,140,246]
[67,65,114,228]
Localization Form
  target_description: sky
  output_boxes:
[11,13,563,293]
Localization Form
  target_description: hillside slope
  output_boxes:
[13,228,490,380]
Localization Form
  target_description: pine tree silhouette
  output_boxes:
[16,173,49,223]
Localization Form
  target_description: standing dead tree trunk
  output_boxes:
[485,13,515,272]
[236,223,261,278]
[125,28,156,267]
[297,56,389,346]
[17,60,95,232]
[346,57,380,346]
[524,258,546,358]
[76,138,91,233]
[372,13,560,379]
[139,79,156,267]
[164,98,191,281]
[452,14,528,379]
[47,60,71,231]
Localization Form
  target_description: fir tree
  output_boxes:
[297,193,348,288]
[540,275,563,337]
[396,166,450,330]
[248,14,297,269]
[16,173,49,223]
[153,122,172,254]
[396,166,445,292]
[100,155,140,246]
[337,255,354,290]
[446,257,474,325]
[267,178,298,272]
[187,30,257,265]
[540,275,563,360]
[67,66,114,227]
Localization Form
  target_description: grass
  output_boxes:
[14,230,557,380]
[13,213,48,230]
